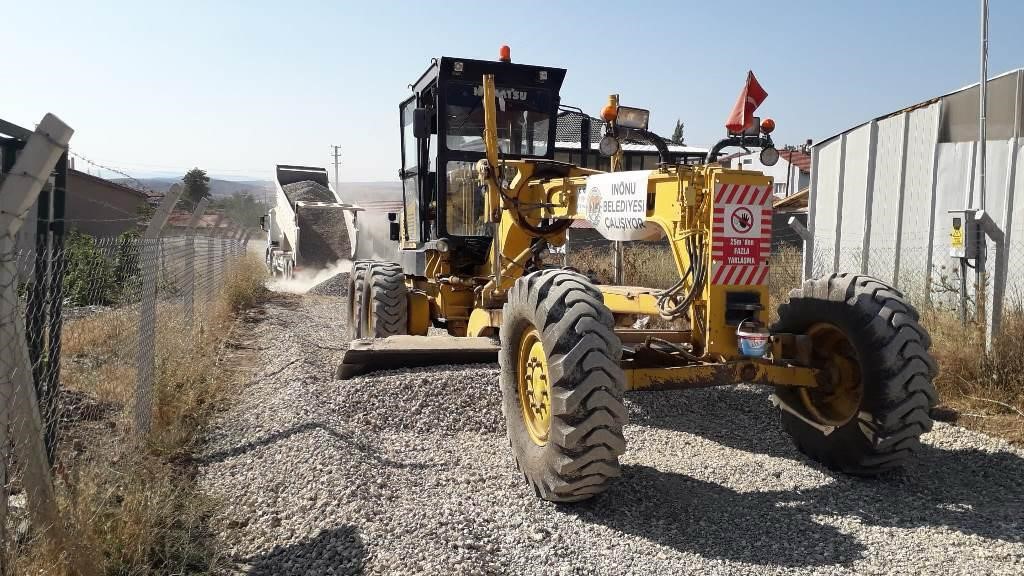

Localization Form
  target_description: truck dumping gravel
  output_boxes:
[265,168,355,276]
[200,293,1024,575]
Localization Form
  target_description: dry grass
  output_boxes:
[13,254,268,575]
[926,306,1024,444]
[566,242,681,289]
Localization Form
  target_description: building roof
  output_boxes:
[778,149,812,173]
[69,169,150,199]
[729,148,811,173]
[773,188,809,210]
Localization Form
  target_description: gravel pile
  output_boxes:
[282,180,337,204]
[201,294,1024,575]
[308,272,350,297]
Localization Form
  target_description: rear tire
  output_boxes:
[772,273,938,474]
[366,263,408,337]
[346,260,373,339]
[499,270,627,502]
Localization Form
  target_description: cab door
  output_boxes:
[399,96,422,246]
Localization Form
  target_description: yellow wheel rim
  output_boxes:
[517,328,551,446]
[798,323,863,426]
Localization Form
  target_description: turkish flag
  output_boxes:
[725,71,768,133]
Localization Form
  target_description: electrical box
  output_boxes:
[948,209,980,259]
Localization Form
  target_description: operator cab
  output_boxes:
[398,50,566,272]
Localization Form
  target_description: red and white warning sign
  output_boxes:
[711,183,773,285]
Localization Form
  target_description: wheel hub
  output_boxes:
[798,322,864,426]
[517,328,551,445]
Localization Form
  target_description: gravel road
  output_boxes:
[201,293,1024,575]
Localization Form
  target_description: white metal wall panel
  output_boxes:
[899,104,940,295]
[838,125,870,272]
[1008,144,1024,293]
[866,115,905,282]
[812,139,842,271]
[978,140,1011,219]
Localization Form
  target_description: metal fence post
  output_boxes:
[206,214,225,305]
[219,227,230,287]
[183,198,208,325]
[134,184,183,434]
[975,212,1005,344]
[805,146,819,281]
[0,114,97,575]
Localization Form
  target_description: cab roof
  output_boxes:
[411,56,566,95]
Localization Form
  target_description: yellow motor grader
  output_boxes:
[341,51,938,502]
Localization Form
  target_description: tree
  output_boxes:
[214,191,270,230]
[181,167,211,209]
[670,119,685,145]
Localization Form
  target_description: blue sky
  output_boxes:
[4,0,1022,182]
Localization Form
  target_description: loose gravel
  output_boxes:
[308,272,350,297]
[201,294,1024,575]
[282,180,337,204]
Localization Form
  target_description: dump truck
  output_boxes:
[341,49,938,502]
[260,164,360,278]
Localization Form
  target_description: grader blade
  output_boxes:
[336,335,499,379]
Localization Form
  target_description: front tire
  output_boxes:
[499,270,627,502]
[772,273,938,474]
[366,263,408,337]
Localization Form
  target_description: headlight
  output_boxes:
[759,146,780,167]
[616,106,650,130]
[598,134,621,157]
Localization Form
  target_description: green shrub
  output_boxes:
[63,230,117,306]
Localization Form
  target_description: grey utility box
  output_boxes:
[948,209,980,259]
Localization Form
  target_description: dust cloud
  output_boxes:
[268,259,352,294]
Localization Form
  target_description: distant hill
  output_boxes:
[113,177,275,200]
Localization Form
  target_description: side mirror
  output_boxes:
[413,108,434,139]
[258,215,267,231]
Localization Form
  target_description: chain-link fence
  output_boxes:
[1,225,250,570]
[802,239,1024,330]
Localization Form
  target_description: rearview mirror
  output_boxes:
[413,108,435,139]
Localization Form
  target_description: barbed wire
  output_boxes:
[68,151,154,194]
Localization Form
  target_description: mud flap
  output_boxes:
[336,335,499,379]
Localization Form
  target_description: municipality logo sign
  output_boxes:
[586,187,603,228]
